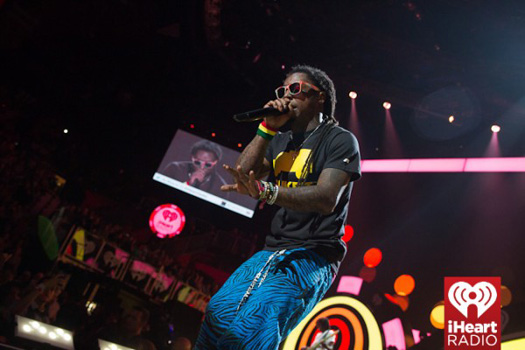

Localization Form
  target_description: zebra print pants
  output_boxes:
[194,248,334,350]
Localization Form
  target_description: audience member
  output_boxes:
[99,306,157,350]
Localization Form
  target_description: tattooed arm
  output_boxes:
[235,134,272,179]
[274,168,351,215]
[236,96,294,178]
[223,165,351,215]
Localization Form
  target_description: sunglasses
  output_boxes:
[274,81,321,99]
[192,158,217,169]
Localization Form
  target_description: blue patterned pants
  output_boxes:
[194,248,334,350]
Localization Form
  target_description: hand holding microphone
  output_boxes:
[233,96,294,130]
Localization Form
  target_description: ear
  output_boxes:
[318,91,326,105]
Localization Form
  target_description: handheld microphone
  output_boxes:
[233,107,288,122]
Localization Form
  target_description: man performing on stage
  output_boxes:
[195,65,361,349]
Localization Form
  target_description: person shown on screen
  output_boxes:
[163,140,228,197]
[301,318,337,350]
[194,65,361,349]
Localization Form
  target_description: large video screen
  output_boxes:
[153,130,258,218]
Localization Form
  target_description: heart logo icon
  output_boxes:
[162,209,178,222]
[448,281,497,318]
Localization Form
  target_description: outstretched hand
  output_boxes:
[220,165,260,199]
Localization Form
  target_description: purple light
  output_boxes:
[384,108,402,157]
[382,318,406,350]
[361,157,525,173]
[408,158,465,172]
[349,97,362,141]
[336,276,363,296]
[362,159,410,172]
[464,157,525,172]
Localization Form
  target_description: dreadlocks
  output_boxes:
[287,65,338,186]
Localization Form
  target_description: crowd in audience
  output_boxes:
[0,96,229,348]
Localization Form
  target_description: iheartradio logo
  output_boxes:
[445,277,500,350]
[448,281,498,318]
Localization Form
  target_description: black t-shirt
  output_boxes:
[264,123,361,273]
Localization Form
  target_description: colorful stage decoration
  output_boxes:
[361,157,525,173]
[430,302,445,329]
[15,315,74,350]
[382,318,405,350]
[149,203,186,238]
[343,224,354,242]
[60,228,209,313]
[502,333,525,350]
[384,293,410,312]
[501,285,512,307]
[363,248,382,268]
[358,266,377,283]
[282,295,383,350]
[394,274,415,296]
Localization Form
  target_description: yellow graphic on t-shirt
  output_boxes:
[273,149,315,187]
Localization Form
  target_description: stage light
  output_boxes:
[393,295,409,311]
[190,124,195,129]
[343,224,354,242]
[15,316,74,349]
[382,318,406,350]
[383,102,391,110]
[394,274,415,296]
[503,338,525,350]
[361,157,525,173]
[363,248,382,268]
[359,266,377,283]
[430,305,445,329]
[448,115,454,123]
[349,91,357,99]
[98,339,135,350]
[384,293,409,311]
[491,124,501,133]
[412,329,421,345]
[63,129,68,134]
[501,286,512,307]
[337,276,363,295]
[86,301,97,315]
[211,132,216,137]
[237,143,242,148]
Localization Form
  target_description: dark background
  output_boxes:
[1,0,524,335]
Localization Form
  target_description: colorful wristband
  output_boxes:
[257,121,278,140]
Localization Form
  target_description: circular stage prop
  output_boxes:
[282,296,383,350]
[149,204,186,238]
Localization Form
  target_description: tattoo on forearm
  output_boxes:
[236,135,270,178]
[275,168,350,214]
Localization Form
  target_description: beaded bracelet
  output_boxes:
[256,180,279,205]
